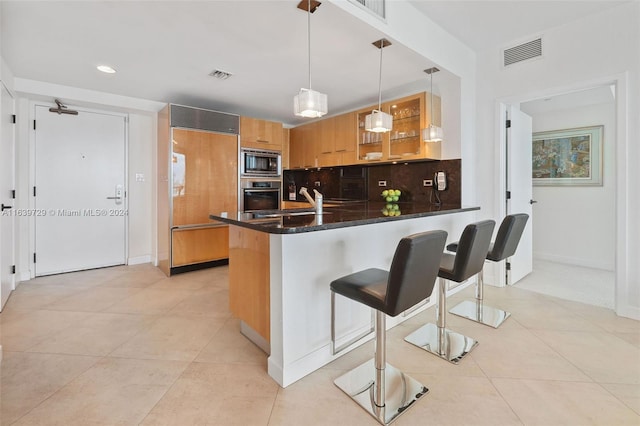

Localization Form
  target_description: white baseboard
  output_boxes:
[127,255,151,265]
[616,304,640,321]
[19,271,31,282]
[534,253,614,272]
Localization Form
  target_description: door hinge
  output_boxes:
[33,186,37,197]
[11,265,16,274]
[506,261,511,271]
[506,119,511,128]
[506,191,511,200]
[33,120,36,130]
[11,114,16,124]
[33,253,37,264]
[11,189,16,199]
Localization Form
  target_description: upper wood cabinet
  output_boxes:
[240,116,283,150]
[334,113,357,153]
[286,92,439,169]
[356,92,441,163]
[287,111,357,169]
[318,116,335,154]
[289,126,313,169]
[281,128,290,170]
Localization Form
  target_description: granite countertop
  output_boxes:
[209,202,479,234]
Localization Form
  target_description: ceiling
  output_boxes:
[1,1,630,126]
[408,1,630,52]
[521,84,616,116]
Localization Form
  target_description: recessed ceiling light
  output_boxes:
[97,65,116,74]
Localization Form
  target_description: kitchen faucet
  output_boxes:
[299,187,323,215]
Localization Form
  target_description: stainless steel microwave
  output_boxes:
[240,148,281,177]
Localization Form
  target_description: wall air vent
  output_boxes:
[503,38,542,67]
[209,69,233,80]
[350,0,385,18]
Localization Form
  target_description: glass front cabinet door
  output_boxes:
[355,92,441,163]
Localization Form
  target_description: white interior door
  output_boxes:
[34,105,126,276]
[1,83,16,309]
[507,105,533,284]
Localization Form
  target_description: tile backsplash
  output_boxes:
[283,159,461,206]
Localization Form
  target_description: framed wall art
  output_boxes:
[532,125,603,186]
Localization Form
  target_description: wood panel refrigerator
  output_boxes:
[158,104,239,276]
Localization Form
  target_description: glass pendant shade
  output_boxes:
[422,124,443,142]
[294,88,328,118]
[293,0,328,118]
[365,110,393,133]
[422,67,443,143]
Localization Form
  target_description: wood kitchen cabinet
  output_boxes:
[229,226,271,342]
[240,116,283,150]
[287,111,357,169]
[334,112,357,165]
[288,125,317,168]
[286,90,442,169]
[356,92,441,163]
[281,128,290,169]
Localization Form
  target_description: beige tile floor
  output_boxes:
[1,263,639,425]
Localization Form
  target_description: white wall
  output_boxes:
[527,102,616,270]
[12,79,162,278]
[127,112,156,264]
[475,2,640,318]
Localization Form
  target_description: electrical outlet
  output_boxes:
[378,180,387,187]
[423,179,433,187]
[314,181,321,187]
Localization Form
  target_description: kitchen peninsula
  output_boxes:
[210,202,479,387]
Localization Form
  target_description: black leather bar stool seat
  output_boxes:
[405,220,495,364]
[449,214,529,328]
[331,230,447,425]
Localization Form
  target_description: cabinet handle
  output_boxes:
[256,138,269,143]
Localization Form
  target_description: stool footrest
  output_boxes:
[449,300,511,328]
[404,323,478,364]
[334,359,428,425]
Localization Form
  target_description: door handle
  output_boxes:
[530,199,538,204]
[1,203,12,211]
[107,184,124,205]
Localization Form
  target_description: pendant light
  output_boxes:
[422,67,444,142]
[294,0,328,118]
[365,38,393,133]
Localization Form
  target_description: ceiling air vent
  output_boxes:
[503,38,542,67]
[209,69,233,80]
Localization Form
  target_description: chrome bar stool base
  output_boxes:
[449,300,511,329]
[334,359,428,425]
[404,323,478,364]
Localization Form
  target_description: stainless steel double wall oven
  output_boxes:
[239,148,282,211]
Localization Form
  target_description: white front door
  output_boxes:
[34,105,127,276]
[506,105,533,284]
[0,83,16,309]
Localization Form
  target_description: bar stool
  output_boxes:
[331,230,447,425]
[448,214,529,328]
[404,220,495,364]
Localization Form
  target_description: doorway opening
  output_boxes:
[505,83,617,309]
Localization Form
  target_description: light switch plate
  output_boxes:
[378,180,387,187]
[135,173,145,182]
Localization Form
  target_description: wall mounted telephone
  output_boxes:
[434,171,447,191]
